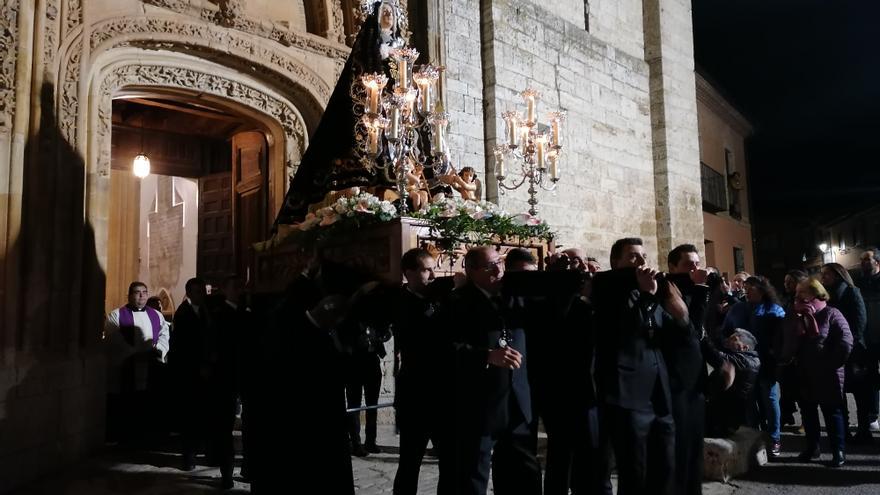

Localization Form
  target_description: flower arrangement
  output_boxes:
[413,197,555,252]
[256,193,554,255]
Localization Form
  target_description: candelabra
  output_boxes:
[494,89,564,216]
[359,47,446,215]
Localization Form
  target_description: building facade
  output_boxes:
[696,73,754,278]
[0,0,703,490]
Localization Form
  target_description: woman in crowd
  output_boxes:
[821,263,871,442]
[779,269,808,427]
[722,276,786,456]
[782,278,852,466]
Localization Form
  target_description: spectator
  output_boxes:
[821,262,871,442]
[703,329,761,438]
[722,276,785,457]
[782,278,852,467]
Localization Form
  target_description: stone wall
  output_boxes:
[443,0,702,265]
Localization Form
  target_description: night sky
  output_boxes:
[691,0,880,221]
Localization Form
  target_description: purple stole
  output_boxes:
[118,305,162,345]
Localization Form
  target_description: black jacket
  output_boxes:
[392,286,444,410]
[169,300,207,380]
[828,282,868,349]
[702,338,760,401]
[443,283,532,435]
[857,272,880,346]
[592,271,681,412]
[662,281,710,396]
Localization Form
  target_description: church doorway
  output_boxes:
[105,94,274,315]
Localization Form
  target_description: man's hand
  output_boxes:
[689,268,709,285]
[636,266,659,295]
[488,347,522,369]
[662,280,690,323]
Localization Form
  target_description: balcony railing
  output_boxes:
[701,162,727,214]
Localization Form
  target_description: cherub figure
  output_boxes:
[406,163,430,211]
[442,166,480,201]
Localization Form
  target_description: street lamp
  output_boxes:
[818,242,828,254]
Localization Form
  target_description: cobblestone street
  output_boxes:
[10,424,735,495]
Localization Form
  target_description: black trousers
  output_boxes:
[206,386,237,481]
[393,404,442,495]
[345,353,382,445]
[543,404,612,495]
[671,391,704,495]
[604,403,676,495]
[450,416,541,495]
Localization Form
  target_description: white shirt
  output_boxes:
[105,307,171,365]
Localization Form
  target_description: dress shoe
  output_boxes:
[797,447,821,462]
[181,455,196,472]
[351,443,369,457]
[770,441,782,457]
[364,442,381,454]
[827,451,845,467]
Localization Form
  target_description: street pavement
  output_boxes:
[9,424,880,494]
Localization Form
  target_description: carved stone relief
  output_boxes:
[88,17,333,104]
[59,38,81,143]
[141,0,348,58]
[44,0,60,75]
[65,0,81,31]
[329,0,346,44]
[0,0,19,129]
[96,64,306,184]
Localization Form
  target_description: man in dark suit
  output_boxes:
[591,238,690,495]
[169,277,209,473]
[208,275,247,489]
[443,246,541,495]
[663,244,711,495]
[392,248,447,495]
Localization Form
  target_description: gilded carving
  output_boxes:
[0,0,19,129]
[96,64,306,181]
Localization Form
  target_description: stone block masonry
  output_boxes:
[444,0,703,264]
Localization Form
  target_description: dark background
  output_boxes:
[691,0,880,272]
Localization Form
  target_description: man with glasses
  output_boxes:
[442,246,540,495]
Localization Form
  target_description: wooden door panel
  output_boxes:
[197,172,234,283]
[231,131,268,281]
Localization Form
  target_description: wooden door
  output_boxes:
[232,131,268,282]
[197,172,234,284]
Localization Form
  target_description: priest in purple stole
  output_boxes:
[104,281,171,445]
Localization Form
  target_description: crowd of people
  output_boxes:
[102,240,880,494]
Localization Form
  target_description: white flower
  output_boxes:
[511,213,541,226]
[380,202,397,215]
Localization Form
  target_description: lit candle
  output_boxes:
[495,148,506,178]
[520,125,529,149]
[551,118,561,147]
[527,95,535,124]
[398,58,409,89]
[368,85,379,114]
[417,81,431,112]
[549,153,559,179]
[536,138,546,171]
[433,123,444,151]
[389,106,401,140]
[503,111,519,148]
